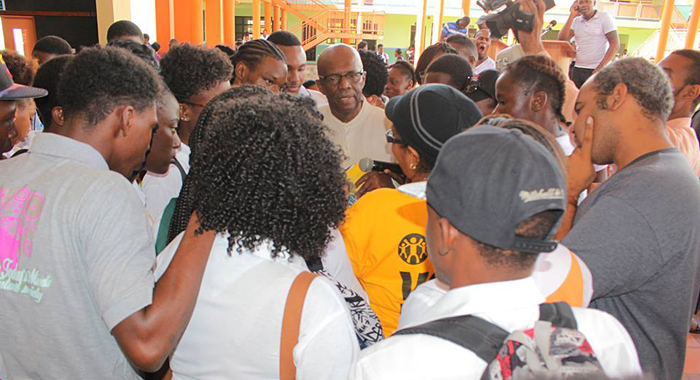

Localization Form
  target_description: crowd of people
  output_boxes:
[1,0,700,378]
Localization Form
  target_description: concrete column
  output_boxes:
[463,0,471,16]
[206,0,223,46]
[224,0,235,46]
[264,1,272,35]
[685,0,700,48]
[191,0,204,44]
[656,0,675,62]
[253,0,261,39]
[95,0,132,45]
[273,5,280,32]
[155,0,173,52]
[282,9,288,30]
[415,0,428,57]
[173,0,192,43]
[343,0,352,44]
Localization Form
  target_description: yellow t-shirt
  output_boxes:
[340,188,434,336]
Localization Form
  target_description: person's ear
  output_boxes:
[118,105,136,138]
[179,103,192,122]
[405,79,415,91]
[682,84,700,104]
[234,62,249,85]
[531,91,547,112]
[406,145,422,170]
[437,217,460,257]
[51,106,64,127]
[608,82,628,111]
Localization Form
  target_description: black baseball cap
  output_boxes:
[0,56,47,100]
[402,126,566,254]
[466,69,498,103]
[385,84,482,165]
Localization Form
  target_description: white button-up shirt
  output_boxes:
[350,277,642,380]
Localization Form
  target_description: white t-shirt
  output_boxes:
[141,142,191,234]
[319,101,393,169]
[156,233,359,380]
[474,57,497,75]
[299,86,329,108]
[323,229,369,302]
[398,243,593,329]
[350,278,642,380]
[571,11,617,69]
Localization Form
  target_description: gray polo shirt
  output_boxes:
[0,133,155,379]
[564,149,700,380]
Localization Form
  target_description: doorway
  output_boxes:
[1,16,37,57]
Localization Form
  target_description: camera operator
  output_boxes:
[558,0,619,88]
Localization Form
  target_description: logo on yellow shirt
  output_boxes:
[398,234,428,265]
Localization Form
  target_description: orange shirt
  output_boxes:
[666,117,700,177]
[340,189,434,336]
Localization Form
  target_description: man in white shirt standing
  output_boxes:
[316,44,392,169]
[558,0,619,88]
[474,29,497,74]
[349,126,642,380]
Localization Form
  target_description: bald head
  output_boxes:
[317,44,363,76]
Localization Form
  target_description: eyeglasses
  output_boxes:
[319,71,364,86]
[386,129,405,145]
[463,77,481,94]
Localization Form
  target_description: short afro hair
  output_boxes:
[186,92,347,259]
[107,20,143,42]
[446,33,478,61]
[32,55,73,127]
[267,31,302,46]
[58,46,161,127]
[160,43,233,102]
[415,43,457,84]
[32,35,72,55]
[593,57,673,122]
[2,50,34,85]
[670,49,700,108]
[425,54,473,91]
[359,49,388,97]
[390,60,416,83]
[107,39,159,70]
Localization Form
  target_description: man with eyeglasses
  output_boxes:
[317,44,393,174]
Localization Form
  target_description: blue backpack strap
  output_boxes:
[393,315,509,363]
[539,302,577,329]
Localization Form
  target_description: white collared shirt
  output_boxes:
[319,101,392,169]
[156,233,359,380]
[571,11,617,69]
[350,278,642,380]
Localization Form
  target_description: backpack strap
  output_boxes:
[393,315,509,363]
[280,271,318,380]
[538,302,577,329]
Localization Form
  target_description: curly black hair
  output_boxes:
[107,39,159,70]
[183,92,348,259]
[32,35,72,55]
[168,85,274,243]
[3,50,34,85]
[160,43,233,102]
[58,46,161,127]
[359,49,388,98]
[32,55,72,128]
[107,20,143,42]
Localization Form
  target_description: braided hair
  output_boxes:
[230,39,286,83]
[168,85,274,243]
[504,55,569,126]
[173,91,347,259]
[390,60,416,84]
[415,43,458,85]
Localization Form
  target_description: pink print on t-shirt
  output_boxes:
[0,187,45,271]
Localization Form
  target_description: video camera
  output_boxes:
[476,0,556,39]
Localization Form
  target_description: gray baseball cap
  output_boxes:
[401,125,566,254]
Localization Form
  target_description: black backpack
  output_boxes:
[394,302,605,379]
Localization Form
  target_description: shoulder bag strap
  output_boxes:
[280,271,318,380]
[539,302,577,329]
[393,315,509,363]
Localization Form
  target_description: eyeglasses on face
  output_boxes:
[386,129,406,145]
[319,71,364,86]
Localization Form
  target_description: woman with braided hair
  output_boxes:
[414,43,457,85]
[231,39,288,93]
[494,54,608,181]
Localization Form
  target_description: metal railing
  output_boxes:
[597,0,687,24]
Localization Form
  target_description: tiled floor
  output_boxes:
[684,334,700,379]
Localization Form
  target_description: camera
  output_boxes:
[477,0,556,39]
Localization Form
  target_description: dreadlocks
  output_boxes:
[504,55,569,126]
[230,39,286,83]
